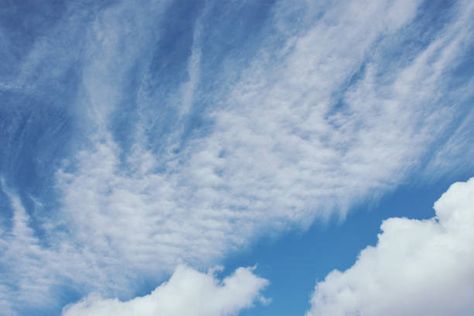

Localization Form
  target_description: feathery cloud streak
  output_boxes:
[0,0,473,314]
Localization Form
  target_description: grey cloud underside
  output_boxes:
[0,0,473,314]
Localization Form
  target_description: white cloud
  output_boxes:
[0,180,103,313]
[1,0,474,313]
[62,265,268,316]
[307,177,474,316]
[425,107,474,179]
[58,0,429,276]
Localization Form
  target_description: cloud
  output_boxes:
[62,265,268,316]
[56,0,473,282]
[1,0,474,313]
[0,180,97,313]
[424,107,474,179]
[307,177,474,316]
[49,0,427,287]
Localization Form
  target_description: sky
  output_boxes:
[0,0,473,315]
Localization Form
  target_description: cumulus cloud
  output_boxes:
[62,265,268,316]
[307,177,474,316]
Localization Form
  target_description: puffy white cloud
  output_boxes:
[62,265,268,316]
[307,177,474,316]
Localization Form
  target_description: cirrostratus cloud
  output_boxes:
[307,177,474,316]
[62,265,268,316]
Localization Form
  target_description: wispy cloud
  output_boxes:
[55,0,428,281]
[424,107,474,179]
[0,0,473,314]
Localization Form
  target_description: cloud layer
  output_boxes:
[307,177,474,316]
[0,0,473,314]
[54,0,473,287]
[62,265,268,316]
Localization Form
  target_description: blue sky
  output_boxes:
[234,175,472,316]
[0,0,473,315]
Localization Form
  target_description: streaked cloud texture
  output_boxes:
[0,0,473,314]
